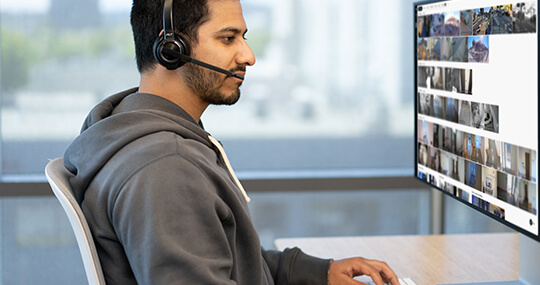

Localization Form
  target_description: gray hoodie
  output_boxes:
[63,88,331,284]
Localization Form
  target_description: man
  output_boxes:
[63,0,400,284]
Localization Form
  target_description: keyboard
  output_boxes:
[366,277,417,285]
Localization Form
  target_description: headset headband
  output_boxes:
[163,0,175,42]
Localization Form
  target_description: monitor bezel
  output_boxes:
[413,0,540,243]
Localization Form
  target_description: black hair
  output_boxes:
[130,0,210,73]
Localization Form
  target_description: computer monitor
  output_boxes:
[414,0,539,284]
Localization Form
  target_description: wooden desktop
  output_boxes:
[275,233,519,285]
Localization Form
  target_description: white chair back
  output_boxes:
[45,158,106,285]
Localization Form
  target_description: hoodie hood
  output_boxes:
[63,87,213,204]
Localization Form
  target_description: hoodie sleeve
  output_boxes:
[262,248,332,285]
[110,153,237,285]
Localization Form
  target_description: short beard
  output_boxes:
[183,63,242,106]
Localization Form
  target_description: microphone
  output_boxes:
[161,48,244,80]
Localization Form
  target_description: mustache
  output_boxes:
[230,65,247,73]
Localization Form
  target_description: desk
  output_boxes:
[275,233,519,285]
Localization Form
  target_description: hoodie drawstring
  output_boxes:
[208,136,251,203]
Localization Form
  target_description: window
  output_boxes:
[1,0,416,176]
[1,0,138,175]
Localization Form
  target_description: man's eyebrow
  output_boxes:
[215,27,248,36]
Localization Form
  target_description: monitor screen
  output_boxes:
[414,0,538,242]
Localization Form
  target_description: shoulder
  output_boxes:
[105,131,217,182]
[96,131,225,213]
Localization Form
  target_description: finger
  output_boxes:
[329,259,377,285]
[363,260,399,285]
[378,265,399,285]
[381,270,400,285]
[367,274,385,285]
[357,263,385,285]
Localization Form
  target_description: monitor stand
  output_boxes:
[443,233,540,284]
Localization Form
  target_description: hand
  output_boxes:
[328,257,399,285]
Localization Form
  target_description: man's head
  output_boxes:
[131,0,255,107]
[131,0,210,73]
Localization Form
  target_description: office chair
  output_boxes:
[45,158,106,285]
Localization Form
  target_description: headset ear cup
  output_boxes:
[153,33,191,70]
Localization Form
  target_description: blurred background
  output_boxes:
[0,0,511,283]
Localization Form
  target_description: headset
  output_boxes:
[152,0,190,70]
[152,0,244,79]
